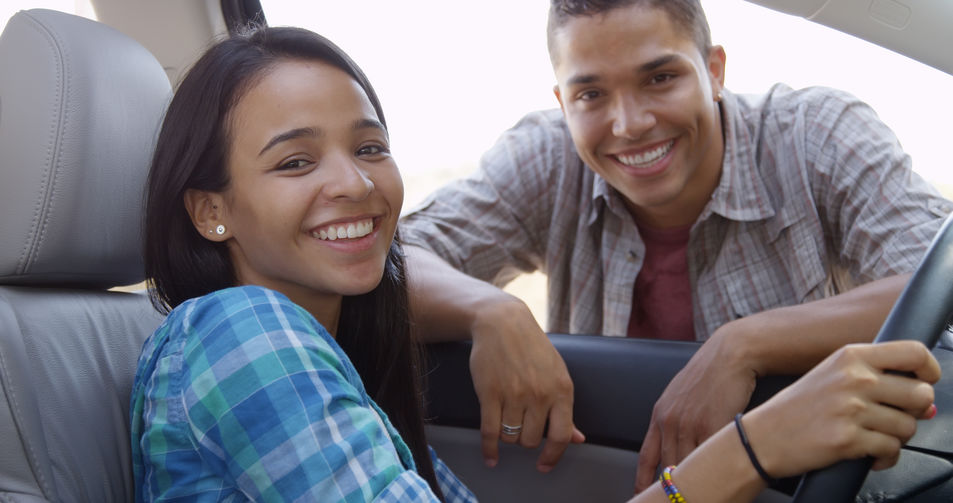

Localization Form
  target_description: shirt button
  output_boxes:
[628,251,637,262]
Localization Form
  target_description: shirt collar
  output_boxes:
[589,175,628,225]
[705,89,776,222]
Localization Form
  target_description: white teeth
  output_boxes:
[311,219,374,241]
[616,140,674,167]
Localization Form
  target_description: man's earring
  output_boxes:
[215,224,226,235]
[716,91,723,102]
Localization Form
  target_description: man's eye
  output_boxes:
[357,144,390,156]
[578,90,602,101]
[650,73,676,85]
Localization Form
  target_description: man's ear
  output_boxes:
[553,84,567,113]
[184,189,229,241]
[707,45,727,100]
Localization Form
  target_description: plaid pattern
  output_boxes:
[130,285,476,502]
[401,84,953,339]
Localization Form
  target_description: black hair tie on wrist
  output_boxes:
[734,413,778,486]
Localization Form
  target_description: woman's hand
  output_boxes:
[742,340,940,478]
[625,341,940,503]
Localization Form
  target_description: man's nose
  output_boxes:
[611,94,655,140]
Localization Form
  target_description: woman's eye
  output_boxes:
[277,158,310,171]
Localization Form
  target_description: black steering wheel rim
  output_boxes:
[790,214,953,503]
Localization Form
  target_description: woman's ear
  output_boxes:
[184,189,229,241]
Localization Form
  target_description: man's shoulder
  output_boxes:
[480,107,587,181]
[504,108,571,140]
[733,83,867,119]
[514,107,568,126]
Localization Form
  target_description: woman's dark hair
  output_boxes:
[144,25,442,498]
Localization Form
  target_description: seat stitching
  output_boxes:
[16,11,67,278]
[7,14,63,498]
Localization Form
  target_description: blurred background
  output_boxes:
[4,1,951,325]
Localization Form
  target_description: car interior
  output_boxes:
[0,8,169,501]
[1,2,953,502]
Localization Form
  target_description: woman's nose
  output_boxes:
[322,154,374,201]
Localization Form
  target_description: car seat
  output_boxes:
[0,9,170,502]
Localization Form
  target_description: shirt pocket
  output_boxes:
[722,221,829,320]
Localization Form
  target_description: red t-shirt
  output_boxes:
[627,223,695,341]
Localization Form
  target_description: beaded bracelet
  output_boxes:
[659,465,687,503]
[734,413,778,485]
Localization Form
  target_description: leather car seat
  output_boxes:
[0,9,170,502]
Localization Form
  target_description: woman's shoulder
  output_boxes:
[169,286,317,332]
[176,284,299,313]
[166,286,343,367]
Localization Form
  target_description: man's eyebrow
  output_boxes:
[565,74,600,88]
[564,54,682,88]
[638,54,680,73]
[353,118,386,133]
[258,127,319,157]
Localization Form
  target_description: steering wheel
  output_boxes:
[790,214,953,502]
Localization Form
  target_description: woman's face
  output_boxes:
[207,59,403,323]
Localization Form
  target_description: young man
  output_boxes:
[402,0,953,491]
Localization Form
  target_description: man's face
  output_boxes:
[552,4,726,228]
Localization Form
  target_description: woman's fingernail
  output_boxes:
[926,403,938,420]
[485,458,497,468]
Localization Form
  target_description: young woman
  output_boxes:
[130,24,940,503]
[131,26,472,502]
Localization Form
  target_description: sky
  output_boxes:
[4,0,952,209]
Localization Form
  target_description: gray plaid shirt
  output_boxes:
[400,84,952,339]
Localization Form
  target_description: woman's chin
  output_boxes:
[334,270,387,297]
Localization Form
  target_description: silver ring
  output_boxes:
[501,423,522,436]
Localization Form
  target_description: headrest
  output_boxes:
[0,9,171,288]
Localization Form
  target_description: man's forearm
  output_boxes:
[404,244,531,342]
[724,273,911,376]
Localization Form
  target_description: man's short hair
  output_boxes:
[547,0,713,64]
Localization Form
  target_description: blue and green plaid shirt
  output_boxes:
[130,285,476,502]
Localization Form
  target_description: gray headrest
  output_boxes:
[0,9,171,288]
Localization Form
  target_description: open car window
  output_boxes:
[257,0,953,210]
[256,0,953,323]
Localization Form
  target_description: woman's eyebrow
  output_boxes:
[257,118,385,157]
[258,127,319,157]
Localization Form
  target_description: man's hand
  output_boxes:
[633,328,757,491]
[403,245,584,471]
[469,296,584,472]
